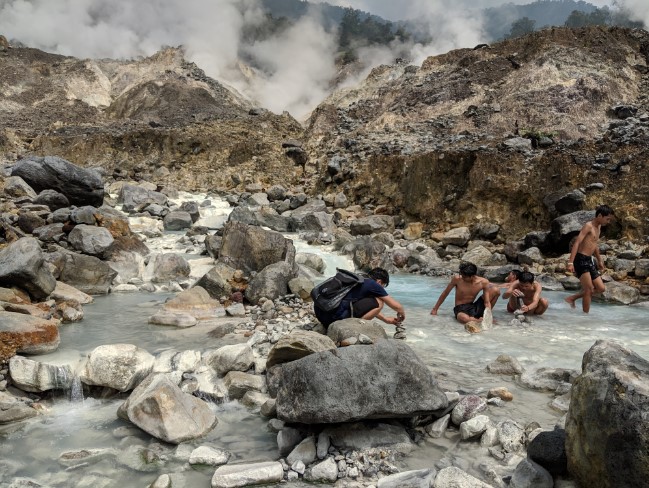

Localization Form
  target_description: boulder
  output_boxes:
[80,344,154,392]
[12,156,104,207]
[565,340,649,488]
[58,251,118,295]
[117,373,217,444]
[118,184,167,212]
[227,205,290,232]
[245,262,296,304]
[149,253,191,283]
[549,210,594,253]
[219,221,296,274]
[0,312,60,359]
[442,227,470,246]
[0,237,56,301]
[349,215,395,236]
[595,281,640,305]
[327,318,388,344]
[163,286,225,320]
[9,355,72,392]
[275,340,448,423]
[67,225,114,257]
[211,462,283,488]
[267,331,337,368]
[203,344,255,375]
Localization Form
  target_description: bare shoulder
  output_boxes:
[449,274,461,285]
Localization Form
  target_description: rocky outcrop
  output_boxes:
[11,156,104,207]
[565,340,649,488]
[275,340,448,423]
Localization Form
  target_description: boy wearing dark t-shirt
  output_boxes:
[314,268,405,328]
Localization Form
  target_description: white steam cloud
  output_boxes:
[615,0,649,26]
[0,0,340,118]
[2,0,635,119]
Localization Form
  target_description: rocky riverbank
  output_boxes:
[1,156,648,487]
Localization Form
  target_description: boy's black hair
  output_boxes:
[459,262,477,277]
[519,271,535,284]
[510,269,522,280]
[596,205,614,217]
[368,267,389,286]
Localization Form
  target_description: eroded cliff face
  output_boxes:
[305,26,649,240]
[1,27,648,240]
[0,46,306,191]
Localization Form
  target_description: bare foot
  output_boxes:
[564,296,576,309]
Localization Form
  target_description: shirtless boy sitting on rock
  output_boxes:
[503,270,549,316]
[430,262,500,325]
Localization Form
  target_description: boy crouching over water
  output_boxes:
[503,270,549,315]
[430,262,500,325]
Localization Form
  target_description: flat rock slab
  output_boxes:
[0,311,60,360]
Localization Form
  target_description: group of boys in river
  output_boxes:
[314,205,615,329]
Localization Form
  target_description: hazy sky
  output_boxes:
[319,0,616,22]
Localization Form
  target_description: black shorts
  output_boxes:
[453,296,486,319]
[351,297,380,318]
[574,252,600,280]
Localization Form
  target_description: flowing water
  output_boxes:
[2,197,648,487]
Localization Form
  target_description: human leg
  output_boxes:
[579,273,595,313]
[533,297,549,315]
[353,297,383,320]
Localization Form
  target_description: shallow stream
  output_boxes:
[2,197,648,487]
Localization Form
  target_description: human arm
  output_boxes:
[593,246,605,271]
[520,284,542,313]
[430,280,456,315]
[502,281,520,300]
[377,295,405,325]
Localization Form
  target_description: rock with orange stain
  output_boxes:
[0,311,60,360]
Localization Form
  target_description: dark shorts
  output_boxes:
[574,252,599,280]
[453,296,486,319]
[351,297,380,318]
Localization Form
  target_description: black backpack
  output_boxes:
[311,268,366,312]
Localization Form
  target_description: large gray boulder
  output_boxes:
[350,215,395,236]
[58,251,118,295]
[565,340,649,488]
[244,262,296,304]
[0,237,56,300]
[149,253,191,283]
[118,184,168,213]
[275,340,448,423]
[549,210,594,252]
[80,344,154,392]
[228,206,290,232]
[67,225,114,257]
[117,373,217,444]
[219,221,296,274]
[11,156,104,207]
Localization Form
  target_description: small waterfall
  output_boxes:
[69,374,84,403]
[52,364,84,403]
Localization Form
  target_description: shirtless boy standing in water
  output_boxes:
[430,262,500,324]
[565,205,615,313]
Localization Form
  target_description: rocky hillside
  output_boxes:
[1,27,649,243]
[306,26,649,242]
[0,44,305,191]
